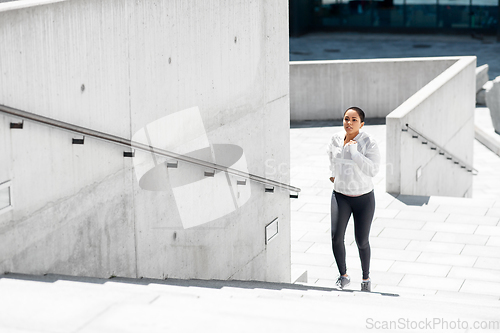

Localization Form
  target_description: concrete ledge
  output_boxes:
[0,0,65,12]
[476,64,489,93]
[475,125,500,156]
[386,56,476,197]
[290,57,458,120]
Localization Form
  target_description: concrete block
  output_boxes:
[290,57,458,121]
[485,76,500,134]
[475,64,489,93]
[476,80,493,105]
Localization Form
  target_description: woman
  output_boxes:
[327,106,380,292]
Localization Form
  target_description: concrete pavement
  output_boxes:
[290,119,500,302]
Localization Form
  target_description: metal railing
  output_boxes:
[0,104,301,195]
[403,124,478,175]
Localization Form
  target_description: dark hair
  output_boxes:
[344,106,365,123]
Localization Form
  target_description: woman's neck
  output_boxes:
[345,131,359,142]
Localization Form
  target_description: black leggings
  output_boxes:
[331,190,375,280]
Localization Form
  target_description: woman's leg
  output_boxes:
[352,191,376,280]
[331,191,353,276]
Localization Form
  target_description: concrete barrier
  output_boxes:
[485,76,500,134]
[476,64,489,93]
[290,58,457,120]
[476,64,489,105]
[386,56,476,197]
[0,0,291,282]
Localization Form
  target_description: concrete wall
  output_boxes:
[0,0,291,282]
[386,56,476,198]
[290,58,458,121]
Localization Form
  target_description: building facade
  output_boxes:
[290,0,499,36]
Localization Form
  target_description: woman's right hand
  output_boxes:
[329,177,335,183]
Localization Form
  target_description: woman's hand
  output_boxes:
[329,177,335,183]
[346,140,358,155]
[345,140,357,146]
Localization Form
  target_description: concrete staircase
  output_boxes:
[0,273,499,332]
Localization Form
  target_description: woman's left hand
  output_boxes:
[345,140,357,146]
[346,140,358,154]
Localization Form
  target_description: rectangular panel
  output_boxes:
[265,218,279,244]
[0,181,12,213]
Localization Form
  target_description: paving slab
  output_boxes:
[475,225,500,236]
[416,252,478,267]
[462,244,500,258]
[474,257,500,270]
[422,222,478,234]
[460,280,500,297]
[398,275,464,292]
[378,227,435,241]
[406,240,464,254]
[431,232,489,246]
[444,213,499,225]
[389,262,452,277]
[448,266,500,283]
[369,237,411,250]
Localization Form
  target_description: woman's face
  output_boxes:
[343,109,364,135]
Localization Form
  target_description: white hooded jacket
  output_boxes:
[327,131,381,196]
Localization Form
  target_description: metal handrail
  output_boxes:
[403,124,478,175]
[0,104,301,193]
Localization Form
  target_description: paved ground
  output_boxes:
[290,120,500,300]
[290,32,500,79]
[289,31,500,308]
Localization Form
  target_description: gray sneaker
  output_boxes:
[361,279,371,292]
[336,275,350,289]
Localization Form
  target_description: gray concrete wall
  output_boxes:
[0,0,291,282]
[386,56,476,198]
[290,58,458,121]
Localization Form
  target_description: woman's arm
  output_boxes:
[348,139,380,177]
[327,141,336,179]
